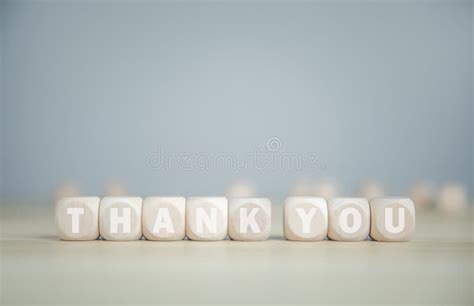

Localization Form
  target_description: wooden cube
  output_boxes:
[102,182,127,196]
[436,183,468,216]
[53,183,80,203]
[284,197,327,241]
[186,197,228,241]
[99,197,143,241]
[289,181,313,196]
[327,198,370,241]
[225,181,256,198]
[311,181,338,199]
[410,182,435,210]
[290,180,338,198]
[358,181,384,200]
[142,197,185,241]
[55,197,100,240]
[370,198,416,242]
[228,198,271,241]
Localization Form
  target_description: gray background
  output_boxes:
[1,0,472,201]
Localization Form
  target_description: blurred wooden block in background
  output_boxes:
[186,197,228,241]
[358,181,384,200]
[55,197,100,240]
[142,197,185,241]
[284,197,328,241]
[99,197,143,241]
[289,180,338,199]
[327,198,370,241]
[228,198,271,241]
[436,183,468,217]
[224,181,256,198]
[311,181,339,199]
[410,182,435,210]
[53,183,80,203]
[102,182,128,197]
[370,197,416,242]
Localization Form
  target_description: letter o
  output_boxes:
[339,207,362,234]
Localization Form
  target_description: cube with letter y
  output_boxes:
[186,197,228,241]
[370,198,415,242]
[284,197,328,241]
[228,198,271,241]
[142,197,186,241]
[99,197,143,241]
[55,197,100,240]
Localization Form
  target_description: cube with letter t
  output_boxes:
[55,197,100,240]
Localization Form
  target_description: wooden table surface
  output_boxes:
[1,202,473,305]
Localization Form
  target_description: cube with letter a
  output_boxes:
[142,197,186,241]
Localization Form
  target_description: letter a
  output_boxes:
[153,208,175,233]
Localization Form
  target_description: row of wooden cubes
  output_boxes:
[56,197,415,242]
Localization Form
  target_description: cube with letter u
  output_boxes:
[370,198,415,242]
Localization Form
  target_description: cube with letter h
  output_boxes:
[284,197,328,241]
[55,197,100,240]
[370,197,415,242]
[228,198,271,241]
[99,197,143,241]
[142,197,186,241]
[186,197,228,241]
